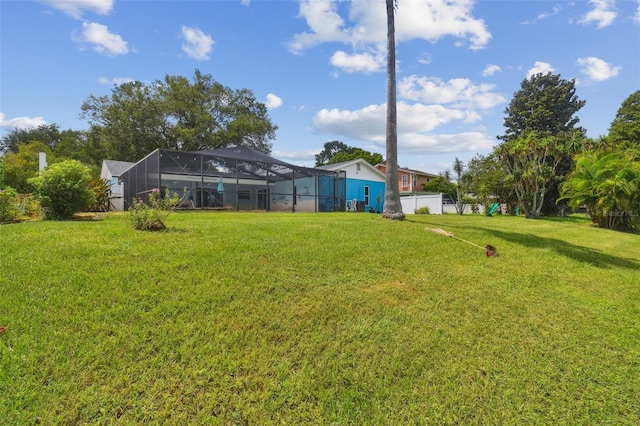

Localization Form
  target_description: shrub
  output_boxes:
[129,188,180,231]
[0,188,20,223]
[89,177,112,212]
[414,206,430,215]
[17,193,42,220]
[0,159,5,189]
[28,160,96,220]
[560,151,640,232]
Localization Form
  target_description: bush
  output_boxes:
[0,188,20,223]
[414,206,430,215]
[89,177,112,212]
[129,188,180,231]
[28,160,96,220]
[17,193,42,220]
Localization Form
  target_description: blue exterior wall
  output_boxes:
[346,178,385,212]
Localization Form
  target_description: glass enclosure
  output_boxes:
[119,147,346,212]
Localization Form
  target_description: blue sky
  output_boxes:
[1,0,638,174]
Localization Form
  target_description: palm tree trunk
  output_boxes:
[382,0,405,220]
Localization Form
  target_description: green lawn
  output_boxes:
[1,212,639,424]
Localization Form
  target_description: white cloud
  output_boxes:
[398,76,505,109]
[579,0,617,28]
[330,50,384,73]
[181,26,215,61]
[288,1,349,53]
[288,0,491,57]
[576,56,621,81]
[38,0,114,19]
[394,132,496,154]
[482,64,502,77]
[98,76,135,85]
[527,61,555,78]
[0,113,47,131]
[272,149,318,165]
[417,53,432,65]
[265,93,283,110]
[538,5,562,20]
[74,22,128,56]
[314,101,476,141]
[635,0,640,23]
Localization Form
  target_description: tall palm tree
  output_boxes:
[382,0,405,220]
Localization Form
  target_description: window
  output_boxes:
[364,185,370,205]
[402,174,408,187]
[412,175,417,188]
[356,163,361,172]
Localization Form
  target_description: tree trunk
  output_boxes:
[382,0,405,220]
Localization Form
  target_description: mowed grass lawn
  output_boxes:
[1,211,639,424]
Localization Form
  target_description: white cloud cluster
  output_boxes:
[576,56,621,82]
[181,26,215,61]
[527,61,555,78]
[265,93,283,110]
[38,0,114,19]
[0,113,47,131]
[312,101,492,154]
[330,50,385,74]
[635,0,640,23]
[579,0,617,28]
[398,76,505,109]
[482,64,502,77]
[288,0,491,74]
[97,76,135,85]
[74,22,128,56]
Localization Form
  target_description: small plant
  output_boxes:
[89,177,112,212]
[129,188,180,231]
[0,188,20,223]
[414,206,430,215]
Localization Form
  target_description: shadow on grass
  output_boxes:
[481,229,639,270]
[412,218,639,270]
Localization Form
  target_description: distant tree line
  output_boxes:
[0,70,277,194]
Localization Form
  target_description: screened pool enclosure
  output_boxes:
[119,147,347,212]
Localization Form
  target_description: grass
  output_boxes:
[1,212,639,424]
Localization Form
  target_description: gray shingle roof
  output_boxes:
[104,160,135,177]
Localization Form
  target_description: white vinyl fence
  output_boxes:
[400,194,443,214]
[401,194,486,215]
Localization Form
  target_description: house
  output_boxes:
[117,147,346,212]
[318,159,385,212]
[100,159,134,211]
[374,164,437,193]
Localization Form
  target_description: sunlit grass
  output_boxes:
[1,212,639,423]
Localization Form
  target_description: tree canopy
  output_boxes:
[2,141,55,193]
[80,70,278,162]
[499,72,585,142]
[315,141,384,167]
[315,141,349,166]
[608,90,640,151]
[496,72,587,217]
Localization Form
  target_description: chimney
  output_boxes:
[39,152,47,171]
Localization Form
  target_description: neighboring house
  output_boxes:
[319,159,385,212]
[374,164,437,193]
[100,159,134,211]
